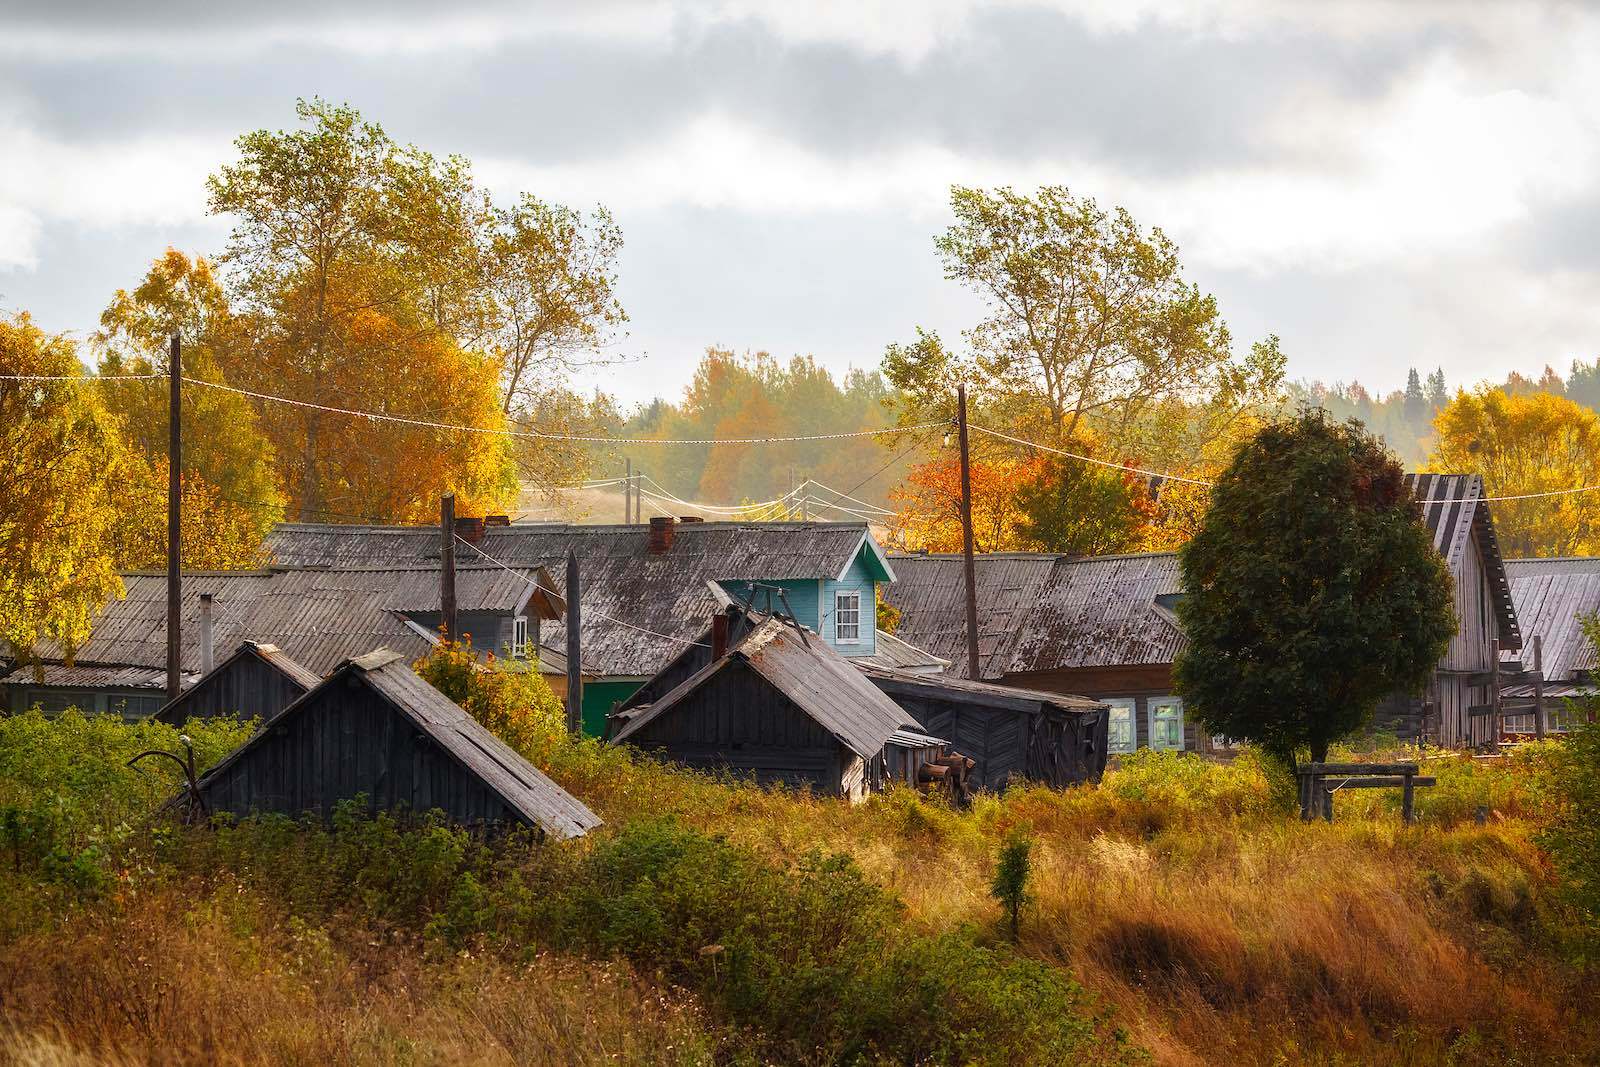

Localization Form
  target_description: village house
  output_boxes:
[607,615,947,800]
[266,518,936,733]
[183,648,600,838]
[887,474,1522,752]
[1500,556,1600,733]
[0,564,559,719]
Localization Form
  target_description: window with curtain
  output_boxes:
[834,590,861,643]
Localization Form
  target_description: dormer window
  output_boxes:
[834,591,861,644]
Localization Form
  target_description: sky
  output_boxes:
[4,0,1600,406]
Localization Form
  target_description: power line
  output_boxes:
[971,424,1216,486]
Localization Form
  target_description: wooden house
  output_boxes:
[0,565,557,719]
[266,518,934,734]
[1500,557,1600,732]
[608,617,947,801]
[153,641,320,726]
[859,666,1108,789]
[886,473,1521,751]
[185,649,601,838]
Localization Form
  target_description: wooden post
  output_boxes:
[624,459,632,524]
[1490,637,1501,748]
[440,494,457,644]
[1322,785,1334,823]
[956,383,980,680]
[1533,634,1546,740]
[166,333,182,702]
[565,550,583,734]
[1402,769,1416,825]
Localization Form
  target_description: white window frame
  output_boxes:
[834,590,862,645]
[511,615,529,658]
[1105,698,1137,754]
[1148,696,1185,751]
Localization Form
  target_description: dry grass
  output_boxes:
[0,884,717,1067]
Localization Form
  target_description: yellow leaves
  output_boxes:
[0,314,126,666]
[1430,388,1600,556]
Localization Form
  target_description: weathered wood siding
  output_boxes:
[158,657,309,724]
[882,689,1105,789]
[1444,533,1496,672]
[623,659,849,794]
[196,675,527,825]
[1003,667,1201,751]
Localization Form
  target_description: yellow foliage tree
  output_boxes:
[1430,388,1600,557]
[0,315,126,671]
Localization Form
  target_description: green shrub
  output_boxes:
[1539,706,1600,939]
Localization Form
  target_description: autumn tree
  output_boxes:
[887,185,1282,454]
[1014,457,1152,556]
[890,452,1032,553]
[0,315,125,672]
[1430,388,1600,557]
[1174,409,1455,767]
[95,249,279,567]
[207,100,515,521]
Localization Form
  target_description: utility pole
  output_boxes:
[624,458,633,524]
[565,550,583,734]
[957,383,980,680]
[440,494,457,644]
[166,333,182,702]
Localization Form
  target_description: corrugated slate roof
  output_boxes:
[1007,553,1185,673]
[193,649,601,839]
[883,554,1059,678]
[613,617,933,759]
[1504,558,1600,685]
[860,663,1107,713]
[0,662,174,690]
[23,566,536,679]
[266,521,887,678]
[857,629,950,673]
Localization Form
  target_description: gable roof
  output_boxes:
[17,565,540,684]
[152,641,320,725]
[193,648,601,839]
[611,617,932,759]
[1504,557,1600,686]
[267,521,891,678]
[1406,473,1520,649]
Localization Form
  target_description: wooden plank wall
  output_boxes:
[168,658,308,722]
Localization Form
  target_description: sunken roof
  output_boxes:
[1503,557,1600,686]
[267,521,892,678]
[611,617,932,760]
[16,566,539,684]
[192,649,601,839]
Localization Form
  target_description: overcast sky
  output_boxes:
[4,0,1599,405]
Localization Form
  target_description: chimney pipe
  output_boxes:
[199,593,214,674]
[648,516,675,554]
[711,613,729,659]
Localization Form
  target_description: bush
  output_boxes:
[1539,706,1600,937]
[414,639,565,759]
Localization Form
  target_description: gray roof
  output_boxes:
[195,648,601,839]
[856,628,950,673]
[882,554,1059,678]
[16,566,538,684]
[1503,558,1600,686]
[860,663,1108,713]
[1406,473,1520,648]
[889,474,1519,680]
[612,617,933,760]
[267,521,892,678]
[0,662,174,690]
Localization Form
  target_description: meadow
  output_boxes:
[0,705,1595,1066]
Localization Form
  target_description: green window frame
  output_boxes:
[1149,696,1185,751]
[1106,698,1136,754]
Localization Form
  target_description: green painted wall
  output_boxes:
[580,679,645,737]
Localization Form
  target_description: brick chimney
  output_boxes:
[648,515,675,554]
[454,516,486,544]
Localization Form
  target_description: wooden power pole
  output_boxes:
[565,550,583,734]
[166,333,182,702]
[440,494,457,644]
[956,383,980,680]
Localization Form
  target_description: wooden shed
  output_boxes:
[608,617,947,801]
[153,641,320,726]
[860,666,1109,790]
[186,649,600,838]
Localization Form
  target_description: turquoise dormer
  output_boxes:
[718,528,896,658]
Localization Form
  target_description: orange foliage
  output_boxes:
[889,452,1040,552]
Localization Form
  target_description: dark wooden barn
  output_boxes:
[186,649,600,838]
[154,641,320,726]
[608,617,947,801]
[859,666,1109,790]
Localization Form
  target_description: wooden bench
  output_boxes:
[1297,762,1435,823]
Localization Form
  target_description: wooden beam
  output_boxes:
[956,382,980,681]
[1306,762,1422,775]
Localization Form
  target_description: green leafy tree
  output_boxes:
[990,831,1033,941]
[1173,409,1455,766]
[1014,456,1150,556]
[0,315,126,672]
